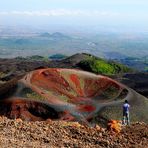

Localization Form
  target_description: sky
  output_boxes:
[0,0,148,33]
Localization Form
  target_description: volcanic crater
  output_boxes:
[0,68,147,125]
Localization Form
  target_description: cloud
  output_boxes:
[0,9,119,17]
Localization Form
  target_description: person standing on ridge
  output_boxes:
[122,100,130,125]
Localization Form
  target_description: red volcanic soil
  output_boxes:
[0,68,129,124]
[0,98,60,121]
[0,117,147,147]
[29,68,123,104]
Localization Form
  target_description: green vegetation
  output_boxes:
[15,55,49,62]
[144,67,148,72]
[49,54,67,60]
[0,72,7,79]
[26,92,45,101]
[78,56,132,75]
[22,87,45,101]
[27,55,45,60]
[59,94,69,102]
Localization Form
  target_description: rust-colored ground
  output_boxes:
[0,117,147,148]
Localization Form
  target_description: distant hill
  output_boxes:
[49,54,67,60]
[117,56,148,72]
[39,32,51,37]
[1,31,148,59]
[40,32,71,40]
[51,32,71,39]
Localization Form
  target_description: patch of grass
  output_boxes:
[59,94,69,102]
[0,72,7,79]
[25,91,45,101]
[78,56,132,75]
[21,87,46,101]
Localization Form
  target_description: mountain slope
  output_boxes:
[0,53,147,98]
[0,68,147,125]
